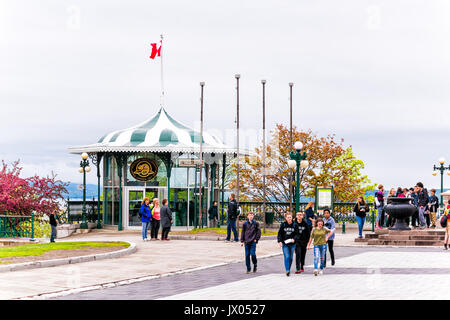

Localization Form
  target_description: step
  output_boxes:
[354,238,369,243]
[368,239,443,246]
[388,230,445,236]
[378,234,445,241]
[364,233,380,239]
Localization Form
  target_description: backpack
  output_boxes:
[440,215,447,228]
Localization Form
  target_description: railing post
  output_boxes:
[30,212,35,242]
[372,208,375,232]
[342,217,346,234]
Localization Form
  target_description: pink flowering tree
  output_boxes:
[0,160,68,216]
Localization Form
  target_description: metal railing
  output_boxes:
[0,212,35,240]
[220,201,376,233]
[59,198,102,225]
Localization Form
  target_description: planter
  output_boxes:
[384,197,416,230]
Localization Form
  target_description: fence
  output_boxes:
[220,201,376,233]
[0,212,35,240]
[59,198,102,224]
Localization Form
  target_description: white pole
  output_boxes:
[160,34,164,108]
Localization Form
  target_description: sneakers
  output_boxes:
[331,260,335,266]
[246,270,251,274]
[300,269,304,273]
[253,266,257,273]
[286,272,290,277]
[314,269,318,276]
[319,270,324,275]
[444,244,448,250]
[295,270,301,274]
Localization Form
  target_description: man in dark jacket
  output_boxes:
[208,201,219,228]
[240,212,261,273]
[226,193,239,242]
[160,199,173,241]
[416,182,428,229]
[49,212,58,243]
[294,212,310,273]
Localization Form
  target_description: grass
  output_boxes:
[180,227,278,236]
[0,241,129,258]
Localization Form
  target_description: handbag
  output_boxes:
[440,215,447,228]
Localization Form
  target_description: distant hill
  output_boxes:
[63,182,99,200]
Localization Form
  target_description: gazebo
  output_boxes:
[68,107,242,230]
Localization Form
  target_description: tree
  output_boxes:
[0,160,68,216]
[228,124,375,202]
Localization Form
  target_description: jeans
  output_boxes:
[295,243,307,271]
[244,242,257,271]
[282,243,296,273]
[314,244,327,270]
[226,219,238,241]
[142,222,150,239]
[356,215,365,237]
[151,218,160,239]
[418,207,426,227]
[376,207,384,225]
[50,225,57,242]
[324,241,334,267]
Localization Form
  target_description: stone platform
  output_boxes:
[355,229,446,246]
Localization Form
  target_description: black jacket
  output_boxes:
[354,203,368,218]
[49,214,57,227]
[429,195,439,212]
[208,206,218,219]
[277,221,299,245]
[240,220,261,244]
[227,200,238,220]
[417,189,429,207]
[294,219,310,246]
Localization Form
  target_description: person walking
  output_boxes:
[354,196,368,238]
[49,212,58,243]
[225,193,239,242]
[416,182,428,229]
[304,201,316,228]
[375,184,385,229]
[160,198,173,241]
[241,212,261,274]
[208,201,219,228]
[322,208,336,267]
[294,212,310,274]
[150,198,161,240]
[307,218,332,276]
[140,197,152,241]
[277,213,299,276]
[428,189,439,229]
[410,187,419,227]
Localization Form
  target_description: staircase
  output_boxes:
[355,229,445,246]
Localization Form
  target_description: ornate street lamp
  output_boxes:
[79,152,91,229]
[432,157,450,210]
[288,141,308,213]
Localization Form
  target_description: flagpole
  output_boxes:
[160,34,164,108]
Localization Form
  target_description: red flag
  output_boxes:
[150,41,162,59]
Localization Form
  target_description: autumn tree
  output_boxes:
[228,124,375,202]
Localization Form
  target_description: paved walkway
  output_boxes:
[2,228,362,300]
[55,246,450,300]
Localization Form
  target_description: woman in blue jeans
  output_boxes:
[140,197,152,241]
[277,213,300,276]
[307,218,331,276]
[354,196,368,238]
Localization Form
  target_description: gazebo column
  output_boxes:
[114,154,125,231]
[160,153,173,206]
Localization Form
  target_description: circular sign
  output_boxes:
[129,158,158,182]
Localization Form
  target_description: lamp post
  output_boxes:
[432,157,450,209]
[288,141,308,213]
[262,79,267,234]
[79,152,91,229]
[199,81,205,228]
[289,82,294,213]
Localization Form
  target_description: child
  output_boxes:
[307,218,331,276]
[240,212,261,273]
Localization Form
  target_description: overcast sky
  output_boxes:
[1,0,450,189]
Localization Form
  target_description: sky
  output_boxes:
[1,0,450,189]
